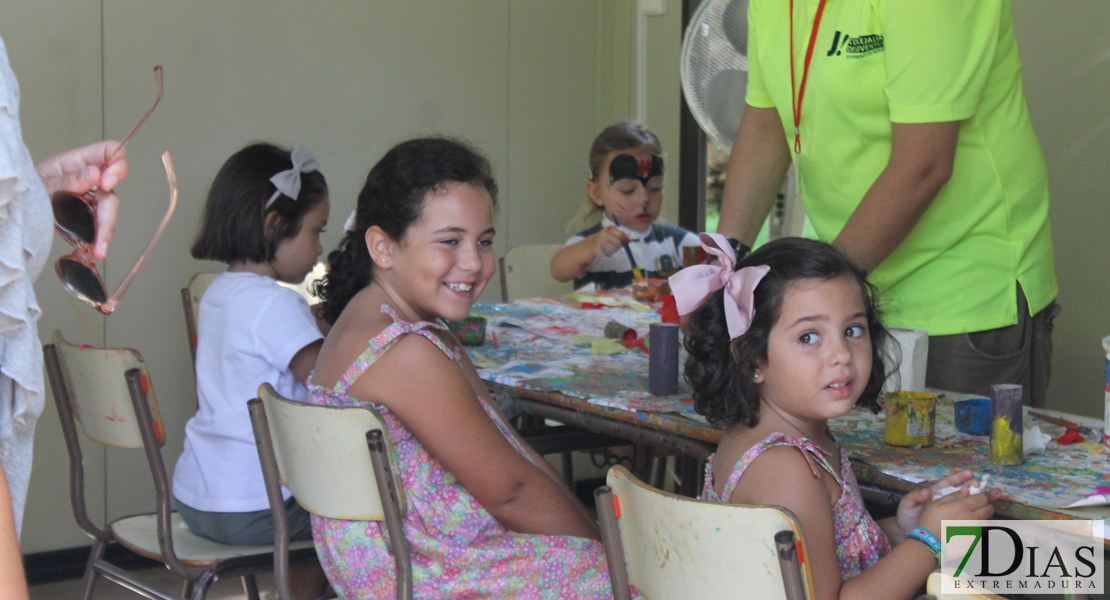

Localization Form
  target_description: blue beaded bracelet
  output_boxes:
[907,527,942,567]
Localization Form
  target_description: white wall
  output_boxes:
[3,1,680,553]
[1013,2,1110,417]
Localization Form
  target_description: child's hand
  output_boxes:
[595,226,630,259]
[913,474,1001,540]
[893,471,999,542]
[894,471,972,539]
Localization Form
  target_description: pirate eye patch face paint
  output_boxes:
[608,153,664,186]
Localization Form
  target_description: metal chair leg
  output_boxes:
[242,574,261,600]
[651,455,667,490]
[79,539,108,600]
[776,530,807,600]
[595,486,632,600]
[561,452,574,488]
[188,570,218,600]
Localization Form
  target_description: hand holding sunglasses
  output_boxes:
[36,141,130,259]
[51,66,177,315]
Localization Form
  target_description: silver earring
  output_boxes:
[754,373,762,382]
[382,259,389,264]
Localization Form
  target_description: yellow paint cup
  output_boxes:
[884,391,937,447]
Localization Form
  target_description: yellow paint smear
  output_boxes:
[989,415,1023,466]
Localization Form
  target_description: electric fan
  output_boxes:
[680,0,750,152]
[680,0,806,238]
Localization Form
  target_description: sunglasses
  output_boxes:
[52,66,177,315]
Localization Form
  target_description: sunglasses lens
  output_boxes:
[58,259,107,304]
[52,193,96,246]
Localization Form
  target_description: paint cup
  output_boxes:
[682,245,706,267]
[990,384,1024,466]
[447,316,486,346]
[648,323,679,395]
[954,398,991,436]
[632,279,670,303]
[604,320,634,340]
[883,391,937,447]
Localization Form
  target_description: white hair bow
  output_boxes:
[342,209,358,233]
[265,143,320,209]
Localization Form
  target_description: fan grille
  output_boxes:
[680,0,751,152]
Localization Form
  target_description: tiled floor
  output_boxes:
[29,568,279,600]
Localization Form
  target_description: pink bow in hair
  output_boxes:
[668,233,770,340]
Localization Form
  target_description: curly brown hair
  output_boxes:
[312,137,498,325]
[683,237,893,428]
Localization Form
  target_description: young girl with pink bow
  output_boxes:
[669,235,1000,600]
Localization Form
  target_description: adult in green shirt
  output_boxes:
[717,0,1058,406]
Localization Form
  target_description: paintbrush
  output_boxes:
[1028,410,1104,444]
[608,214,642,279]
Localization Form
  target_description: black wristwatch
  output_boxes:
[725,237,752,260]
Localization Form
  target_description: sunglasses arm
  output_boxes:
[98,150,177,315]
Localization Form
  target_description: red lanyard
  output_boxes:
[789,0,829,153]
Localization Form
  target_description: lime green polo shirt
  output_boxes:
[745,0,1056,335]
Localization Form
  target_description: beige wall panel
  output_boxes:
[595,0,635,130]
[644,4,681,227]
[1013,1,1110,415]
[12,0,685,552]
[97,1,511,522]
[506,1,598,247]
[1,1,109,553]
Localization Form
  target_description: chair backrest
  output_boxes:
[46,331,206,581]
[251,384,412,600]
[182,272,219,364]
[500,244,573,302]
[47,330,165,449]
[597,465,815,600]
[254,384,406,520]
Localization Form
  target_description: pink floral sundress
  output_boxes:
[307,305,626,599]
[700,432,891,579]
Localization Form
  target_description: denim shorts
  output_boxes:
[176,497,313,546]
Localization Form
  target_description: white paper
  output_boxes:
[933,475,989,500]
[883,328,928,393]
[1024,425,1051,455]
[882,470,926,484]
[1066,494,1110,509]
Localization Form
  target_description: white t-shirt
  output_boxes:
[173,271,323,512]
[564,216,700,290]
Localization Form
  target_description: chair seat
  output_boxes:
[111,511,315,567]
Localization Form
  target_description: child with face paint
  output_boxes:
[551,122,700,290]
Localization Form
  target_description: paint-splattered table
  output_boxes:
[467,294,717,472]
[467,295,1110,522]
[834,393,1110,523]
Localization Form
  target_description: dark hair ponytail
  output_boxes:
[312,137,497,324]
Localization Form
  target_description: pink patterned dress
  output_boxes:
[307,305,626,599]
[700,432,891,579]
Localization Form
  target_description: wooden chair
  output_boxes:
[44,331,315,600]
[499,244,573,302]
[181,272,218,367]
[248,383,412,600]
[595,465,815,600]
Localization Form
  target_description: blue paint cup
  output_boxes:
[954,398,991,436]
